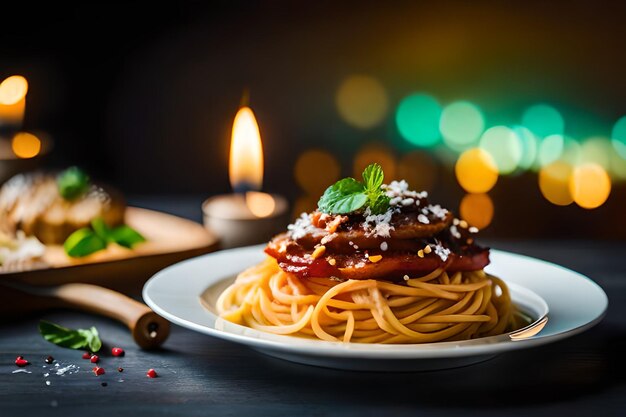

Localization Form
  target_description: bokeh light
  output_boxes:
[294,149,341,195]
[537,134,564,167]
[580,137,611,169]
[609,147,626,180]
[512,126,539,171]
[569,163,611,209]
[522,104,564,138]
[459,193,494,229]
[455,148,498,193]
[611,115,626,159]
[396,93,442,147]
[11,132,41,159]
[0,75,28,105]
[353,143,396,180]
[245,191,276,218]
[539,161,574,206]
[559,137,582,166]
[439,101,485,151]
[336,75,389,129]
[396,151,437,191]
[479,126,522,174]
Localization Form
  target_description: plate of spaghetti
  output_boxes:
[143,164,607,371]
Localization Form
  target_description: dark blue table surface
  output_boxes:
[1,196,624,417]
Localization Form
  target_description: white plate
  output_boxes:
[143,245,607,371]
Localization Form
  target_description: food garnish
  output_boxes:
[39,320,102,352]
[57,166,90,201]
[318,163,390,215]
[63,217,145,258]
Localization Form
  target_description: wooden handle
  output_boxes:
[51,283,170,349]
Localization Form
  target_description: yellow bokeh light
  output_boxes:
[245,191,276,218]
[538,161,573,206]
[569,163,611,209]
[295,149,340,195]
[0,76,28,105]
[396,151,437,192]
[11,132,41,159]
[580,137,611,169]
[353,143,396,181]
[459,193,494,229]
[455,148,498,193]
[336,75,388,129]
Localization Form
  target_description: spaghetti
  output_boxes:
[217,165,525,343]
[217,257,524,343]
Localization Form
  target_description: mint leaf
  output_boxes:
[362,163,384,191]
[318,178,366,214]
[58,167,90,201]
[109,225,146,248]
[39,320,102,352]
[64,228,107,258]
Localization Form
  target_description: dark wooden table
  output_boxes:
[1,197,624,416]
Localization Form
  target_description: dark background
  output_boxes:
[2,0,626,238]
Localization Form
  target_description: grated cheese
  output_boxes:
[287,213,318,240]
[434,245,451,262]
[363,207,394,238]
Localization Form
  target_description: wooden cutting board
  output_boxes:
[0,207,219,293]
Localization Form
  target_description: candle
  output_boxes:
[0,76,28,129]
[202,103,289,249]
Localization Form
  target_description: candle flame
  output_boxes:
[229,106,263,192]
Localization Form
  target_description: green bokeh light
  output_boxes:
[440,101,485,152]
[479,126,522,174]
[522,104,564,138]
[396,93,442,147]
[611,116,626,159]
[512,126,538,171]
[538,134,565,166]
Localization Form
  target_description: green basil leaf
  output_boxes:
[64,228,107,258]
[57,167,90,201]
[109,225,146,248]
[317,178,366,214]
[91,217,112,241]
[39,320,102,352]
[362,163,384,191]
[325,193,368,214]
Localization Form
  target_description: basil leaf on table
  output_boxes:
[39,320,102,352]
[64,228,107,258]
[57,166,90,201]
[109,225,146,248]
